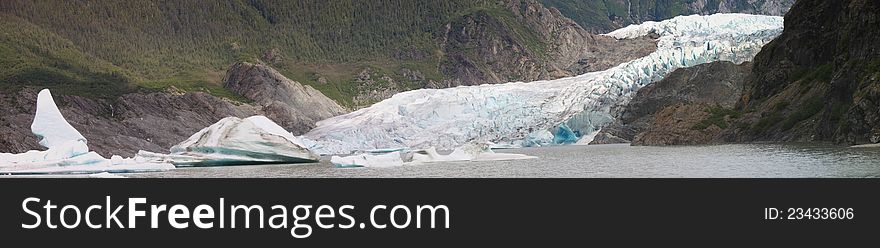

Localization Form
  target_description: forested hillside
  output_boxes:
[1,0,542,106]
[0,0,787,108]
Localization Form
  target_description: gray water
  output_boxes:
[125,143,880,178]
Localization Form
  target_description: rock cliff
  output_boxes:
[591,61,750,145]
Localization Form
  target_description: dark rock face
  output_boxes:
[604,0,880,146]
[0,63,348,157]
[730,0,880,145]
[591,61,750,145]
[686,0,793,17]
[436,0,656,87]
[0,87,261,157]
[223,62,347,134]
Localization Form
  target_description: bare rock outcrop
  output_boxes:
[436,0,656,87]
[591,61,751,145]
[223,62,347,134]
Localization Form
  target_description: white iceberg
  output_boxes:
[330,151,405,168]
[0,89,173,174]
[88,172,127,178]
[137,116,320,166]
[329,143,536,168]
[409,143,536,164]
[304,14,784,154]
[31,89,87,149]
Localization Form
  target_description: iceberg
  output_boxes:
[31,89,86,149]
[137,116,320,166]
[409,143,537,164]
[88,172,127,178]
[330,143,536,168]
[330,151,405,168]
[0,89,173,174]
[305,14,784,154]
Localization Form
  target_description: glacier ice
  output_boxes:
[0,89,173,174]
[330,143,537,167]
[410,143,537,164]
[88,172,127,178]
[137,116,320,166]
[304,14,784,154]
[330,151,405,168]
[31,89,86,149]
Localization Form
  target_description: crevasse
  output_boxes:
[304,14,784,155]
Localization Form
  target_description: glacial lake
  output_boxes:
[125,143,880,178]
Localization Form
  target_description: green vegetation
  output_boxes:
[478,7,548,59]
[796,64,834,84]
[773,101,790,112]
[866,58,880,78]
[541,0,626,30]
[780,97,824,131]
[0,0,549,106]
[0,14,135,98]
[692,105,741,130]
[751,112,783,134]
[749,97,825,133]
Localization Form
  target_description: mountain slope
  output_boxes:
[0,0,656,108]
[728,0,880,145]
[591,61,751,145]
[541,0,793,33]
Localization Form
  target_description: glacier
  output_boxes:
[303,14,784,154]
[136,116,320,166]
[0,89,173,174]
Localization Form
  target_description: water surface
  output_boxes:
[127,143,880,178]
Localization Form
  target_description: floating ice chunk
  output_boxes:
[4,159,174,174]
[1,150,173,174]
[409,143,536,164]
[31,89,87,149]
[850,143,880,148]
[1,89,174,174]
[244,116,311,148]
[487,142,521,150]
[0,140,89,164]
[88,172,127,178]
[411,147,472,163]
[330,151,404,168]
[142,116,319,166]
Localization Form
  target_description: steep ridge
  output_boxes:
[727,0,880,145]
[592,61,751,145]
[603,0,880,146]
[0,0,656,108]
[223,62,346,134]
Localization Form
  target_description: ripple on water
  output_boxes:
[126,143,880,178]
